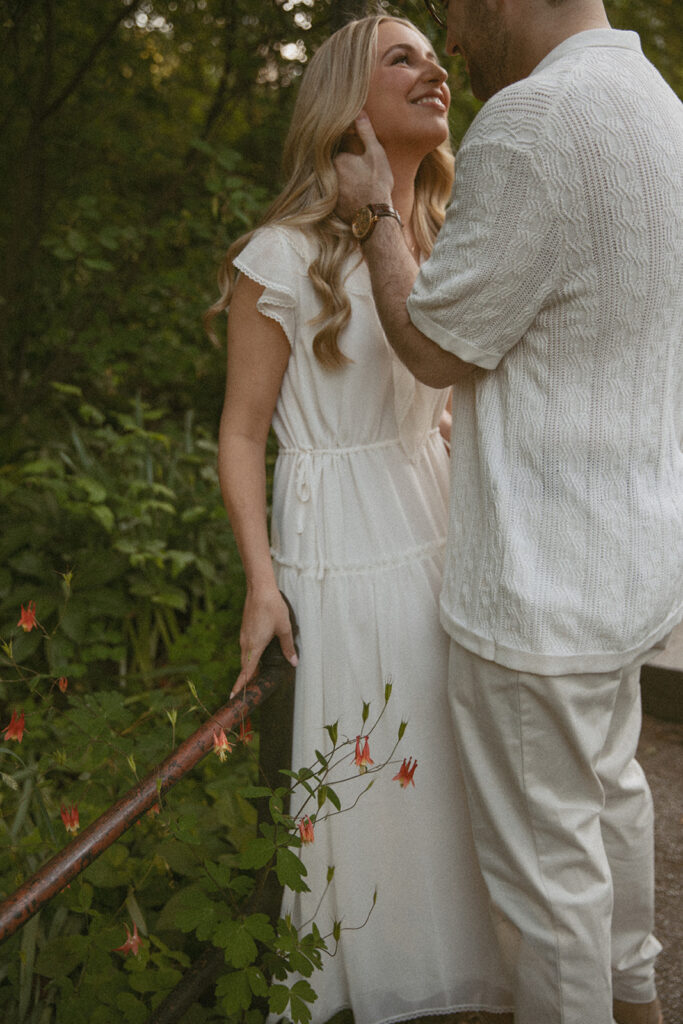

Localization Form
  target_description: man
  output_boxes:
[335,0,682,1021]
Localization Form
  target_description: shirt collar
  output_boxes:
[531,28,642,78]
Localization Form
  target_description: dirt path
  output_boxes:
[638,714,682,1022]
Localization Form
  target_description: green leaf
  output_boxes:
[82,257,115,272]
[324,721,338,746]
[74,475,107,503]
[239,836,275,870]
[268,984,290,1015]
[67,229,88,252]
[1,771,19,790]
[280,766,315,783]
[239,785,273,801]
[129,967,182,993]
[325,786,341,812]
[115,992,148,1024]
[246,966,269,997]
[51,381,83,397]
[217,970,252,1013]
[289,979,318,1024]
[91,504,115,532]
[35,934,89,979]
[150,587,187,611]
[213,920,258,969]
[287,949,316,978]
[276,848,309,893]
[244,913,275,945]
[170,889,218,937]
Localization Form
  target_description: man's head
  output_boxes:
[423,0,610,101]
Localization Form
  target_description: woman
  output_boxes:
[209,14,513,1024]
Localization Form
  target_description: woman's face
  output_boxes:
[362,21,450,157]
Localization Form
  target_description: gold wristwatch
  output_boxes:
[351,203,403,243]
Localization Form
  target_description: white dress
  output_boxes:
[234,226,513,1024]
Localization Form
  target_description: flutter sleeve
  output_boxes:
[232,226,299,347]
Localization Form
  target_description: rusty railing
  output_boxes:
[0,607,297,946]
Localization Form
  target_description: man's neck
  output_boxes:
[507,0,611,83]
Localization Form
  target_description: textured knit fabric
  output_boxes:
[408,29,683,674]
[234,225,514,1024]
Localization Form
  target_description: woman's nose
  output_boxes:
[423,60,448,84]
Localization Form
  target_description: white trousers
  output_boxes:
[447,641,661,1024]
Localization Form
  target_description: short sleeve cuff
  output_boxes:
[406,297,504,370]
[233,227,299,347]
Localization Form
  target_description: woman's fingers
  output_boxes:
[276,625,299,668]
[229,592,298,699]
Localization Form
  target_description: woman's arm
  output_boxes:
[218,273,298,697]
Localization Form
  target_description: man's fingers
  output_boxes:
[353,111,379,149]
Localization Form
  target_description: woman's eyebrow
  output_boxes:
[382,42,439,62]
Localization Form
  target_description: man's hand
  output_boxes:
[334,113,395,222]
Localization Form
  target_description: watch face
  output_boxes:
[352,206,374,240]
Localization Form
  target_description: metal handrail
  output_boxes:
[0,616,297,945]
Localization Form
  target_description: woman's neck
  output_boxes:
[388,156,420,251]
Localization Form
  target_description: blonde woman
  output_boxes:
[209,15,513,1024]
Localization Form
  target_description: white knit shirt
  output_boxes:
[408,30,683,673]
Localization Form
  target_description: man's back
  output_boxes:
[408,30,683,670]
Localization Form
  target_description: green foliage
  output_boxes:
[0,384,242,687]
[0,619,407,1022]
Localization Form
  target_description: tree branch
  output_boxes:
[38,0,146,124]
[197,0,235,143]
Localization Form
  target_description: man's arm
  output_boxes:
[335,113,476,388]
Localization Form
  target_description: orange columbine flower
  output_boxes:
[3,710,26,743]
[57,677,68,693]
[239,717,253,744]
[393,757,417,789]
[60,803,80,834]
[213,728,233,761]
[354,735,374,773]
[17,602,37,632]
[60,803,80,833]
[298,816,315,844]
[113,921,142,957]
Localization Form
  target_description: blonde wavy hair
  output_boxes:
[205,14,455,368]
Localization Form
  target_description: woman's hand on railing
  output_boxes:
[230,586,299,698]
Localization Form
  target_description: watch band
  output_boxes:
[351,203,403,243]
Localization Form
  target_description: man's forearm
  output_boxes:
[362,217,476,388]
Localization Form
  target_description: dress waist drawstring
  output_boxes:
[276,431,442,580]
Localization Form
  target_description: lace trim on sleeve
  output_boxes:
[232,227,299,346]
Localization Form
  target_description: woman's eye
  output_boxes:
[392,53,410,65]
